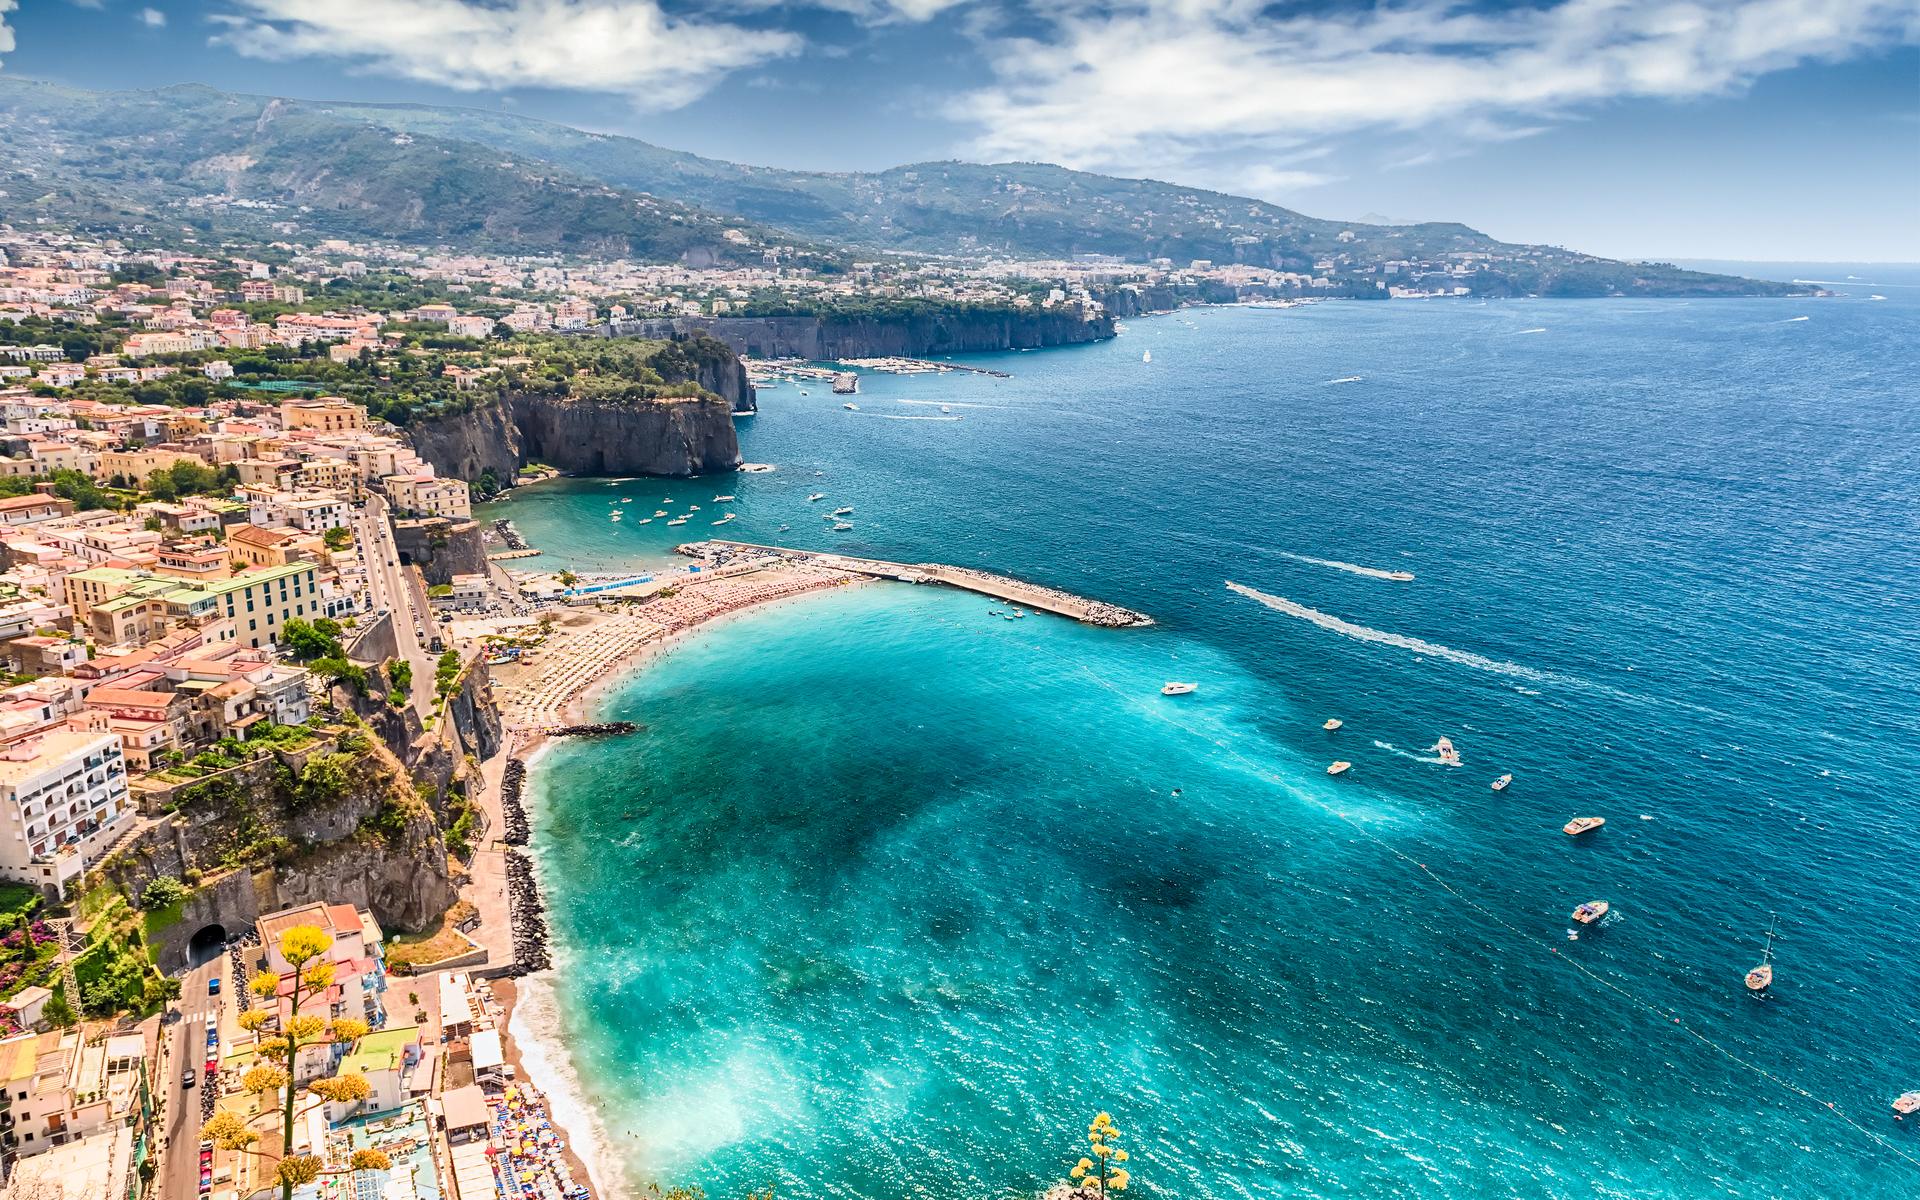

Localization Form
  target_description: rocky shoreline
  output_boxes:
[499,757,530,845]
[503,847,552,975]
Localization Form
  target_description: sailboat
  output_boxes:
[1142,349,1152,363]
[1745,912,1778,994]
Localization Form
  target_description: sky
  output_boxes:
[1,0,1916,261]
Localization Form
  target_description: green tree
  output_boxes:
[281,619,343,662]
[321,526,353,551]
[139,876,189,910]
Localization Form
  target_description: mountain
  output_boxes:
[0,78,821,267]
[0,78,1796,296]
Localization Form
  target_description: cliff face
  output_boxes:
[107,736,457,972]
[607,309,1115,359]
[511,393,740,476]
[407,333,752,481]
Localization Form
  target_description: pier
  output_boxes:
[677,540,1153,628]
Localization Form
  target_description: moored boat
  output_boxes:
[1327,760,1352,776]
[1563,815,1606,836]
[1323,718,1343,731]
[1491,773,1513,791]
[808,493,827,501]
[1161,682,1198,696]
[1572,901,1609,924]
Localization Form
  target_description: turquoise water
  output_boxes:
[508,276,1920,1199]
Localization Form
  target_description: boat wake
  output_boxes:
[1324,376,1364,385]
[1781,316,1810,323]
[1372,739,1455,766]
[1275,551,1414,582]
[897,399,1006,410]
[1517,327,1548,335]
[1226,581,1572,687]
[859,413,963,421]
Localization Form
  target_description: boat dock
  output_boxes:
[677,540,1153,628]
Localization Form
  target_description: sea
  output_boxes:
[489,266,1920,1200]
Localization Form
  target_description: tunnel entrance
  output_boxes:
[187,924,227,968]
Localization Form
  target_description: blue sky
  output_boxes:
[3,0,1916,260]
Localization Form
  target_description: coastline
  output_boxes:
[476,575,878,1200]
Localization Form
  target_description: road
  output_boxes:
[158,960,221,1200]
[352,495,439,720]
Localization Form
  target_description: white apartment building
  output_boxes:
[0,730,132,897]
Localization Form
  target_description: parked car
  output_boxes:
[181,1070,195,1089]
[207,977,220,995]
[204,1056,218,1073]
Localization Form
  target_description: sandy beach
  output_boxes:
[462,558,878,1199]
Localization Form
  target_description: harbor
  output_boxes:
[675,540,1154,627]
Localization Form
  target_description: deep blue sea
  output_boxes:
[497,270,1920,1200]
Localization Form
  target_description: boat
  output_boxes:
[638,518,652,524]
[714,494,736,502]
[667,518,689,526]
[1895,1092,1920,1117]
[653,510,668,517]
[1327,761,1352,776]
[1160,682,1198,696]
[688,505,700,511]
[831,506,853,516]
[1571,900,1609,924]
[940,405,952,414]
[620,498,633,504]
[712,514,736,525]
[1433,736,1461,765]
[1322,718,1343,731]
[1491,773,1513,791]
[832,522,853,531]
[843,403,859,411]
[1563,816,1606,836]
[1745,913,1777,994]
[1142,349,1152,363]
[808,493,826,502]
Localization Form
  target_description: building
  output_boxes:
[224,524,305,570]
[0,730,132,896]
[0,496,74,530]
[278,399,366,435]
[323,1027,421,1121]
[382,473,470,520]
[66,561,323,650]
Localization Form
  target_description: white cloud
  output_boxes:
[213,0,803,109]
[138,6,167,26]
[949,0,1920,180]
[0,0,15,65]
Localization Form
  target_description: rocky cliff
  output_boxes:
[105,732,457,972]
[607,308,1115,359]
[407,333,752,483]
[512,392,740,476]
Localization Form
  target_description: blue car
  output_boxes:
[207,977,221,996]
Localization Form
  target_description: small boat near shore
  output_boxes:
[653,510,668,517]
[714,494,736,502]
[712,514,736,525]
[1491,773,1513,791]
[1572,901,1609,925]
[667,517,689,526]
[1563,815,1606,836]
[1161,682,1198,696]
[1323,718,1343,731]
[832,521,853,531]
[808,493,827,502]
[1895,1092,1920,1118]
[1327,760,1352,776]
[831,506,854,516]
[843,402,859,411]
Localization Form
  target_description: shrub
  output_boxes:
[138,876,189,911]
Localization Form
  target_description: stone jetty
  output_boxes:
[676,540,1154,628]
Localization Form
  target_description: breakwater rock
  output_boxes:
[500,758,529,846]
[504,848,551,974]
[544,722,639,738]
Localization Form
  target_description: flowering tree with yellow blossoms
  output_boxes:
[1066,1112,1131,1196]
[199,925,375,1200]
